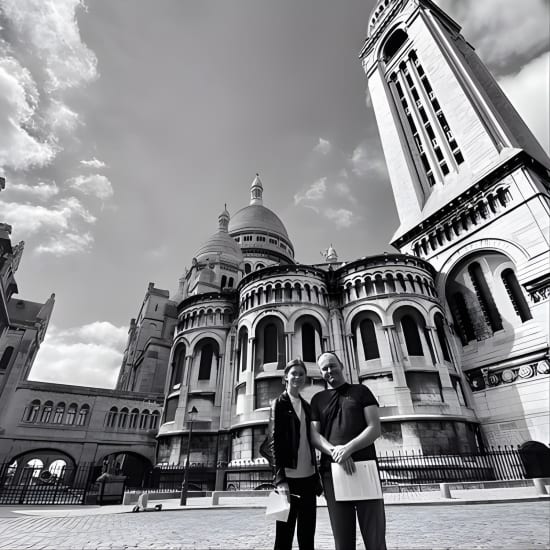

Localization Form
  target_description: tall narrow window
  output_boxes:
[0,346,14,370]
[302,323,316,362]
[264,323,278,363]
[106,407,118,428]
[77,404,89,426]
[171,345,186,388]
[24,400,41,422]
[434,314,451,361]
[52,403,65,424]
[198,343,214,380]
[360,319,380,360]
[468,262,502,332]
[65,404,78,425]
[450,292,475,344]
[501,268,532,322]
[239,329,248,372]
[40,402,53,423]
[401,315,423,356]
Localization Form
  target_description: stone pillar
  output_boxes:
[383,325,414,414]
[218,331,235,429]
[245,337,256,413]
[426,326,460,412]
[328,308,349,378]
[345,334,359,384]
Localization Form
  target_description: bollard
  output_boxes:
[533,478,549,495]
[440,483,452,499]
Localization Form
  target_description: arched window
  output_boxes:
[274,284,282,302]
[171,345,186,388]
[434,314,451,362]
[40,401,53,423]
[360,319,380,360]
[450,292,476,344]
[150,410,160,430]
[198,343,214,380]
[49,460,67,478]
[53,403,65,424]
[244,263,252,274]
[468,262,502,332]
[106,407,118,428]
[129,408,140,429]
[375,275,385,294]
[239,328,248,372]
[24,400,41,422]
[382,28,408,61]
[77,404,90,426]
[401,315,423,356]
[256,263,265,270]
[221,275,227,288]
[0,346,14,370]
[118,407,129,428]
[501,269,532,322]
[27,459,44,478]
[139,410,150,430]
[264,323,278,363]
[284,284,292,301]
[302,323,316,362]
[228,277,234,288]
[65,403,78,425]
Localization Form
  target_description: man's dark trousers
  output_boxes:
[322,471,386,550]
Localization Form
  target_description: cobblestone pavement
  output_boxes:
[0,501,548,549]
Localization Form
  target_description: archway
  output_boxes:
[96,451,153,488]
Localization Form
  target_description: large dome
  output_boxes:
[228,204,289,240]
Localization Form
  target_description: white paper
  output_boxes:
[331,460,383,501]
[265,490,290,522]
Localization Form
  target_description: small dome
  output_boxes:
[194,207,244,265]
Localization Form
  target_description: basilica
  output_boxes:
[0,0,548,484]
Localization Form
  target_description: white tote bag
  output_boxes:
[265,490,290,522]
[331,460,383,501]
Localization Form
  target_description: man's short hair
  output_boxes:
[283,358,307,376]
[316,351,343,366]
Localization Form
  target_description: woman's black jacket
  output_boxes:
[270,391,320,490]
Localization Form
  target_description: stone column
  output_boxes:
[345,334,359,383]
[426,326,460,412]
[218,330,235,428]
[174,355,193,429]
[383,325,413,414]
[328,308,349,378]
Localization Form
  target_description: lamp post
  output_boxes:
[180,406,198,506]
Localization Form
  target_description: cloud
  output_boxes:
[324,208,356,229]
[67,174,114,200]
[28,322,128,388]
[335,181,353,200]
[435,0,550,71]
[294,177,327,205]
[350,142,388,178]
[498,52,550,154]
[80,157,106,169]
[313,137,332,155]
[0,196,96,237]
[35,231,93,256]
[4,180,59,200]
[0,57,58,171]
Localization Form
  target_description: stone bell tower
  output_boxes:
[360,0,550,447]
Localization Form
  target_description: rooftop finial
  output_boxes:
[218,204,230,232]
[321,244,338,263]
[250,173,263,205]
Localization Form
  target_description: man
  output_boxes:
[310,351,386,550]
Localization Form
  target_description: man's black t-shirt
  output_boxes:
[310,383,379,468]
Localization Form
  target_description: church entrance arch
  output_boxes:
[96,451,152,488]
[518,441,550,478]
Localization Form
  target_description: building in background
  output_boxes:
[0,0,547,490]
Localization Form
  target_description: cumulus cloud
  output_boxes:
[294,177,327,205]
[0,196,95,236]
[29,322,128,388]
[36,231,93,256]
[5,180,59,200]
[313,137,332,155]
[0,57,58,171]
[435,0,550,71]
[350,142,388,178]
[67,174,114,200]
[80,157,106,169]
[498,52,550,154]
[324,208,356,229]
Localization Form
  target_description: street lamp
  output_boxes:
[180,406,198,506]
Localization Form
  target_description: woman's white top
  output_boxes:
[285,394,315,478]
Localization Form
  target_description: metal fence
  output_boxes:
[0,462,99,505]
[147,446,530,492]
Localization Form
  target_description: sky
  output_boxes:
[0,0,548,388]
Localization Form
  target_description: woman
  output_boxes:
[271,358,322,550]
